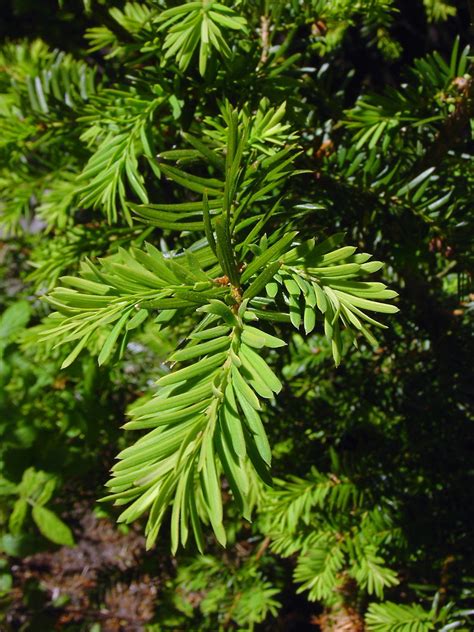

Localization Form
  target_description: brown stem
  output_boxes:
[255,535,271,560]
[260,15,271,65]
[313,574,364,632]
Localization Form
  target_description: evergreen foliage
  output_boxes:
[0,0,472,629]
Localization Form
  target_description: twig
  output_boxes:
[255,535,270,560]
[260,15,270,65]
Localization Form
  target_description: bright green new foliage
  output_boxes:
[42,100,398,550]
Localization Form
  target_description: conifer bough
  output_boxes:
[42,100,399,551]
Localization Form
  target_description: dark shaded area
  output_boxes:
[1,0,91,50]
